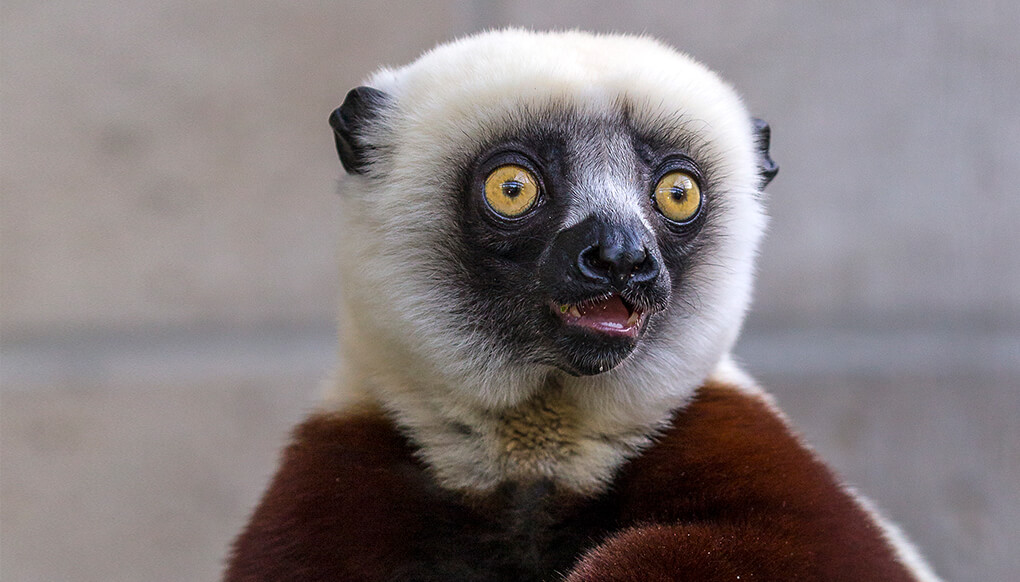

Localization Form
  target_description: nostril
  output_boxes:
[630,251,660,283]
[578,245,611,280]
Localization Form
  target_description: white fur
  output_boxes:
[327,30,765,493]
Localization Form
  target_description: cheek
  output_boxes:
[457,193,566,289]
[653,220,718,298]
[448,243,560,357]
[452,221,552,313]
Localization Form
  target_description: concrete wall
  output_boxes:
[4,0,1018,334]
[3,2,1018,581]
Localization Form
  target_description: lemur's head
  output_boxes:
[331,30,775,411]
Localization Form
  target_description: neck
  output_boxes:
[326,350,718,496]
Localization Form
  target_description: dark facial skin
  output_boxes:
[450,114,711,376]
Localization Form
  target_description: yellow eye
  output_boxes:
[484,164,540,218]
[653,171,702,223]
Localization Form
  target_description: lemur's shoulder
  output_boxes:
[598,379,920,581]
[224,409,424,581]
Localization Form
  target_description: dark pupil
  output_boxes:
[502,180,523,198]
[669,186,687,202]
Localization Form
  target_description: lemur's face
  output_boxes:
[454,114,709,376]
[332,31,773,402]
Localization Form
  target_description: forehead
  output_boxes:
[367,31,755,180]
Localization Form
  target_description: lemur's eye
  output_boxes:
[484,164,539,218]
[652,170,702,224]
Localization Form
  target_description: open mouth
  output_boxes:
[553,294,647,338]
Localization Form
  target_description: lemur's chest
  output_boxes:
[407,385,659,496]
[389,475,615,582]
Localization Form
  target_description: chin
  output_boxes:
[551,325,643,376]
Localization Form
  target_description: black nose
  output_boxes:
[553,216,660,291]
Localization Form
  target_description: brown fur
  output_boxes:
[224,409,422,581]
[225,381,915,581]
[569,382,916,581]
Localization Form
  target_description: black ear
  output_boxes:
[328,86,391,175]
[752,117,779,188]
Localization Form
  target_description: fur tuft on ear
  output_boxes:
[752,117,779,188]
[328,86,390,174]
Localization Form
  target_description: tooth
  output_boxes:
[560,304,568,314]
[569,305,581,318]
[627,310,641,326]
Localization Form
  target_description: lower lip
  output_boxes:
[554,307,646,338]
[576,319,642,338]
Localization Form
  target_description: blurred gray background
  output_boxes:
[2,1,1018,580]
